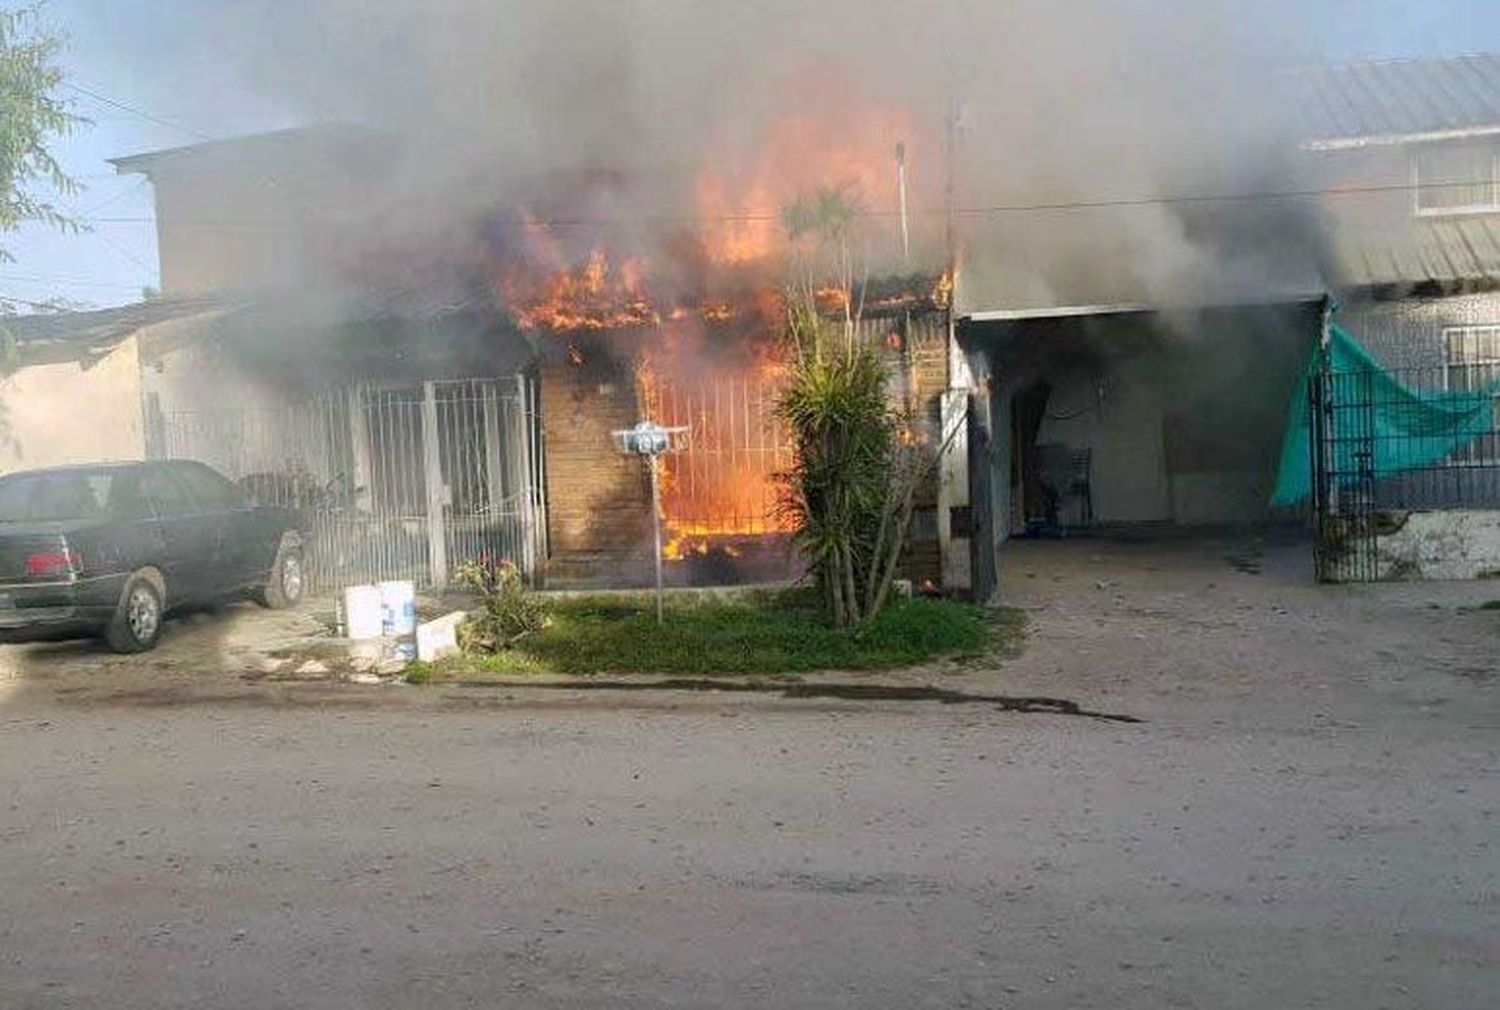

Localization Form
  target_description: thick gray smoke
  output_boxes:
[199,0,1334,310]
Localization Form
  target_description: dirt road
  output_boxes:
[1,535,1496,1008]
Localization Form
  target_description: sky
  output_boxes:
[4,0,1500,314]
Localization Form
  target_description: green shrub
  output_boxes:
[453,557,551,654]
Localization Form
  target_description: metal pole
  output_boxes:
[896,141,910,267]
[650,454,664,625]
[421,380,449,588]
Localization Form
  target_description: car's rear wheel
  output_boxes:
[255,540,304,610]
[105,574,164,654]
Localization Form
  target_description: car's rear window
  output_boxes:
[0,472,123,522]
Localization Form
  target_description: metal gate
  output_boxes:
[1310,358,1500,583]
[641,374,791,537]
[1310,368,1380,582]
[149,376,546,590]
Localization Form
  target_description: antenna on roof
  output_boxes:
[896,141,910,266]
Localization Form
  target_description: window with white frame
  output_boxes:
[1414,144,1500,215]
[1445,325,1500,462]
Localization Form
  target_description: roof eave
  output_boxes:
[1304,123,1500,152]
[961,292,1328,324]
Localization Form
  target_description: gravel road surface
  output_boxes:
[1,535,1496,1008]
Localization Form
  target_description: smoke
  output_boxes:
[192,0,1335,309]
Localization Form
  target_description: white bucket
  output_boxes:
[344,585,383,641]
[378,580,418,638]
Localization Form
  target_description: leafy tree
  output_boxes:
[0,3,83,259]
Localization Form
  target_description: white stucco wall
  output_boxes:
[1035,359,1171,523]
[0,337,145,474]
[1371,510,1500,581]
[992,304,1318,528]
[140,314,318,480]
[1032,352,1290,525]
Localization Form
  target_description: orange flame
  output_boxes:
[488,72,940,568]
[507,247,661,333]
[695,77,916,266]
[636,326,796,560]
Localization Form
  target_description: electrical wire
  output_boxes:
[69,177,1500,230]
[0,274,147,291]
[61,81,213,142]
[0,294,91,312]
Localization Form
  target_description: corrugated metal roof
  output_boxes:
[0,298,228,348]
[1299,54,1500,147]
[1322,212,1500,288]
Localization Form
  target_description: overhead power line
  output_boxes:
[61,81,213,143]
[69,176,1500,230]
[0,273,147,291]
[0,294,91,312]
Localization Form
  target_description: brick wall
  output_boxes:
[539,310,954,589]
[539,350,652,565]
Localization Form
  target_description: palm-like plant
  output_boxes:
[777,187,957,628]
[778,314,892,627]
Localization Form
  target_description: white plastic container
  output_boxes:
[417,611,466,663]
[378,580,417,637]
[344,585,384,641]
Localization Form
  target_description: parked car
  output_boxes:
[0,460,304,653]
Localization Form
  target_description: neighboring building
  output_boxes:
[109,126,394,298]
[1300,54,1500,376]
[959,53,1500,596]
[0,300,224,473]
[0,291,546,593]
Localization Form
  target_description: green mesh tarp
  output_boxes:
[1271,323,1497,507]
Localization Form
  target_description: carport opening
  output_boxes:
[973,301,1321,538]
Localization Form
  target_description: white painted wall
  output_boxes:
[141,315,322,481]
[999,306,1316,527]
[1367,510,1500,581]
[0,337,145,474]
[1035,357,1172,522]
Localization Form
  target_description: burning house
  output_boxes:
[10,32,1500,595]
[38,103,959,594]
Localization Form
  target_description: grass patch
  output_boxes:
[412,589,1023,681]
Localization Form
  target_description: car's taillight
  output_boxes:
[25,550,81,579]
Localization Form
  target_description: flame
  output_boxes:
[815,284,851,314]
[932,268,954,310]
[636,327,796,561]
[499,72,925,333]
[484,71,942,574]
[507,247,661,333]
[695,73,916,266]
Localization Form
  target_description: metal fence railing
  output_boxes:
[639,374,791,538]
[148,376,546,591]
[1311,360,1500,582]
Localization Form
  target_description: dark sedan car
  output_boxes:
[0,460,304,653]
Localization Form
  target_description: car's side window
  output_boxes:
[140,466,195,519]
[173,463,245,511]
[108,472,153,521]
